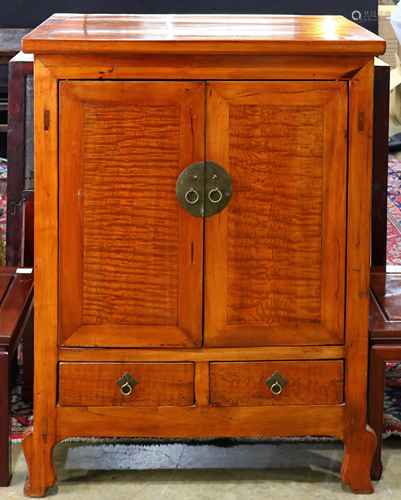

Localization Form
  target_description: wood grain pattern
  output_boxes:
[56,405,345,441]
[22,58,59,498]
[83,104,180,327]
[341,60,376,495]
[58,81,204,347]
[22,14,385,56]
[59,83,84,343]
[204,81,347,347]
[194,362,210,407]
[210,361,344,406]
[320,83,348,342]
[62,325,196,348]
[58,345,346,362]
[227,104,323,325]
[23,14,385,496]
[38,54,372,82]
[59,362,194,407]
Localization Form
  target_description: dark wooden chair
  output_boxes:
[366,59,393,481]
[6,51,34,401]
[0,267,33,486]
[371,58,390,267]
[369,267,401,480]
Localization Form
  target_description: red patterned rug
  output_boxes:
[10,155,401,441]
[387,154,401,265]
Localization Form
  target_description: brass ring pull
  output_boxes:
[185,188,200,205]
[270,381,282,395]
[208,187,223,204]
[120,381,132,396]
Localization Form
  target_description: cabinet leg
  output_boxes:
[22,427,57,497]
[341,424,376,494]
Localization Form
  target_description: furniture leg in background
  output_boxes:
[7,52,34,402]
[0,268,33,486]
[369,267,401,480]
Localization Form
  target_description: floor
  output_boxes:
[2,437,401,499]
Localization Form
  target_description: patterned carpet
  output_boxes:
[387,154,401,265]
[10,155,401,441]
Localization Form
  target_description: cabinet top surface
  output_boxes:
[22,14,385,56]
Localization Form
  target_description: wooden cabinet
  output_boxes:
[21,14,385,496]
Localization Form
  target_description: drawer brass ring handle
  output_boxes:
[208,187,223,204]
[270,381,282,395]
[185,188,200,205]
[120,381,133,396]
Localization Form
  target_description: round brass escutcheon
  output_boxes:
[120,382,132,396]
[270,382,282,395]
[208,187,223,204]
[185,188,200,205]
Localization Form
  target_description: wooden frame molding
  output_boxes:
[58,81,205,348]
[204,81,347,348]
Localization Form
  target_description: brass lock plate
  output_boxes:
[116,372,138,396]
[176,161,233,218]
[265,371,288,395]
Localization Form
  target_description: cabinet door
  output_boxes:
[59,81,204,348]
[204,81,347,347]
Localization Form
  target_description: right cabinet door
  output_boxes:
[204,81,348,348]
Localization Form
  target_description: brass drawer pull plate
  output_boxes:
[116,372,138,396]
[176,161,233,217]
[265,371,288,396]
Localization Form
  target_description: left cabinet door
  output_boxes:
[59,81,205,348]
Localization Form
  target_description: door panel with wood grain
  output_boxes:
[59,81,205,348]
[204,81,348,347]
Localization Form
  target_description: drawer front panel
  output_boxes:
[59,362,194,406]
[210,361,344,406]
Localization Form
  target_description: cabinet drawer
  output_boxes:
[210,361,344,407]
[59,362,194,406]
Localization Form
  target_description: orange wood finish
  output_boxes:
[204,81,347,348]
[57,345,346,362]
[56,405,345,441]
[59,81,204,348]
[59,362,194,406]
[21,13,383,497]
[23,58,59,498]
[210,361,344,407]
[37,54,372,81]
[341,60,377,495]
[22,14,385,56]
